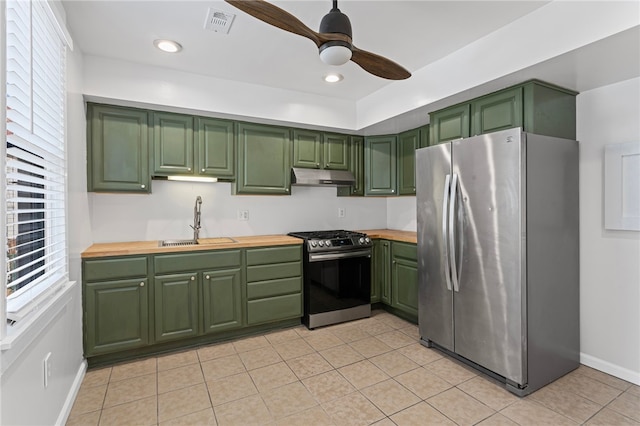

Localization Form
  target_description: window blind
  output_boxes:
[5,0,67,319]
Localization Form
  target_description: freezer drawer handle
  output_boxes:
[442,174,453,292]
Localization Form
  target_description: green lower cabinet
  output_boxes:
[202,268,243,333]
[84,278,149,356]
[370,240,381,302]
[391,242,418,318]
[246,245,302,325]
[379,240,392,304]
[154,273,200,342]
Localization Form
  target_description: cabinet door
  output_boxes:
[196,117,234,178]
[391,243,418,318]
[429,104,470,145]
[337,136,364,197]
[419,125,430,148]
[235,123,291,195]
[398,129,420,195]
[202,268,243,333]
[370,240,381,303]
[365,135,397,196]
[292,129,322,169]
[471,87,523,136]
[84,278,149,356]
[88,104,150,193]
[153,112,194,175]
[323,133,349,170]
[154,273,199,342]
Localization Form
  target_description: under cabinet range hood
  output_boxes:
[291,167,355,187]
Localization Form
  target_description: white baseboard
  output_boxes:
[56,359,87,426]
[580,352,640,385]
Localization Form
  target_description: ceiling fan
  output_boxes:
[225,0,411,80]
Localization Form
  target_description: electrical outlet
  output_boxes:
[338,207,346,218]
[43,352,52,388]
[237,210,249,221]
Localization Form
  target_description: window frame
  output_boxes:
[2,0,73,340]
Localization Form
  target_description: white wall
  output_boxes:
[0,15,89,426]
[386,197,417,232]
[90,181,387,243]
[577,77,640,384]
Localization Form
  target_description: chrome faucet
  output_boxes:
[190,196,202,242]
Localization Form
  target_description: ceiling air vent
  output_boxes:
[204,8,235,34]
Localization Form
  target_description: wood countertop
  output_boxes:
[81,235,303,259]
[360,229,417,244]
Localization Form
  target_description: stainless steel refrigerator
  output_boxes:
[416,128,579,396]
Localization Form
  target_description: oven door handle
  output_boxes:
[308,249,372,262]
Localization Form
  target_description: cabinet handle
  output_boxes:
[190,276,195,281]
[141,184,145,189]
[140,282,145,287]
[205,275,210,280]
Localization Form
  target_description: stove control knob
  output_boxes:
[325,240,331,247]
[365,237,371,243]
[318,240,325,247]
[359,237,365,244]
[310,241,317,248]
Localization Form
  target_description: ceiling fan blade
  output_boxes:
[351,46,411,80]
[225,0,321,46]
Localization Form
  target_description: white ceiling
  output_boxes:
[62,0,552,102]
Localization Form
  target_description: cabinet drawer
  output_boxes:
[392,242,417,261]
[246,245,301,266]
[246,261,301,282]
[247,277,302,300]
[247,293,302,325]
[84,257,147,281]
[154,250,241,274]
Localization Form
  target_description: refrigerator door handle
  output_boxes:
[449,173,461,292]
[442,174,453,291]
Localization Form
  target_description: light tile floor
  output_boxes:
[67,310,640,426]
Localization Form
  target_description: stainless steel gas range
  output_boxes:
[288,230,373,329]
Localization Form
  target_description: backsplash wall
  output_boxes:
[89,180,389,243]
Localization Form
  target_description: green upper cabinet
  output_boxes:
[197,117,235,178]
[365,135,397,196]
[153,112,194,175]
[429,104,471,145]
[323,133,349,170]
[292,130,349,170]
[471,87,523,136]
[338,135,364,197]
[235,123,291,195]
[87,103,150,193]
[292,129,322,168]
[419,125,430,148]
[397,128,420,195]
[430,80,577,145]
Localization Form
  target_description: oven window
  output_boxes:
[306,256,371,314]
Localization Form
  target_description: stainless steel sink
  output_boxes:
[158,239,198,247]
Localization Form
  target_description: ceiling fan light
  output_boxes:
[319,42,352,66]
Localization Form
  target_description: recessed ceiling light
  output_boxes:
[154,39,182,53]
[324,73,343,83]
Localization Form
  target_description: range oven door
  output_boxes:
[305,249,372,314]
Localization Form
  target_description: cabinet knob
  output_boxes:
[316,163,320,167]
[190,276,195,281]
[325,164,329,168]
[391,189,395,193]
[140,282,145,287]
[202,168,205,172]
[187,168,191,171]
[141,184,145,189]
[353,189,357,193]
[205,275,210,279]
[285,188,289,192]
